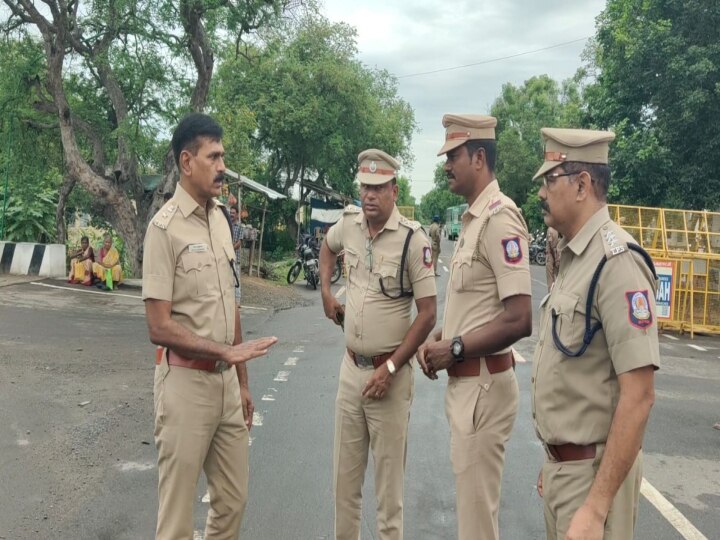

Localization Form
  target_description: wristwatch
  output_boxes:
[386,359,397,375]
[451,336,465,363]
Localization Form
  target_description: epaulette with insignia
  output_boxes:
[343,204,361,215]
[151,201,179,230]
[489,198,504,215]
[601,224,628,260]
[399,217,421,232]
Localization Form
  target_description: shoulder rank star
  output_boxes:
[502,237,522,264]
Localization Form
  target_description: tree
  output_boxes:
[1,0,302,274]
[584,0,720,210]
[396,176,416,207]
[212,13,415,239]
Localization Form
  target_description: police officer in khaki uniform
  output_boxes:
[546,226,561,291]
[319,149,437,540]
[531,128,659,540]
[429,215,442,276]
[418,114,532,540]
[143,113,277,540]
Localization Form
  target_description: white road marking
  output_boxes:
[249,436,254,447]
[201,492,210,503]
[293,346,304,353]
[335,286,346,298]
[687,344,707,352]
[31,281,141,299]
[511,348,528,364]
[442,266,449,273]
[193,530,204,540]
[116,461,154,472]
[274,371,290,382]
[239,305,268,311]
[16,439,29,446]
[641,478,708,540]
[261,394,275,401]
[663,334,679,341]
[284,357,298,366]
[252,412,264,426]
[438,258,443,264]
[532,278,547,288]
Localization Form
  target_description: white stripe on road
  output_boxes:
[641,478,708,540]
[687,344,707,352]
[273,371,290,382]
[31,281,140,299]
[194,531,204,540]
[293,346,304,353]
[252,412,264,426]
[663,334,679,340]
[284,357,298,366]
[201,492,210,503]
[532,278,546,288]
[442,266,448,273]
[335,286,346,298]
[261,394,275,401]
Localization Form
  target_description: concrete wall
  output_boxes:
[0,242,66,278]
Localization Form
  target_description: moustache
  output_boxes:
[539,199,550,213]
[214,174,225,183]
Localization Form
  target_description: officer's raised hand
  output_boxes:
[225,336,278,364]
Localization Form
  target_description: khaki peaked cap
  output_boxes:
[533,128,616,180]
[356,149,401,185]
[437,114,497,156]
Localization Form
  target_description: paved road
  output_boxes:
[0,236,718,539]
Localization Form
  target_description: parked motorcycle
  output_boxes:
[528,229,547,266]
[287,235,342,289]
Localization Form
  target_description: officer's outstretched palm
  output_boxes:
[226,336,278,364]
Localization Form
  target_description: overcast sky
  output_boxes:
[321,0,606,199]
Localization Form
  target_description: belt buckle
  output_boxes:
[214,360,230,373]
[355,354,374,369]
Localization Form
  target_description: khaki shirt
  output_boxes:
[442,180,531,351]
[545,227,560,291]
[531,206,660,446]
[326,205,436,356]
[142,183,236,345]
[429,222,442,249]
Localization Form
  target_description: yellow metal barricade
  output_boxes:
[397,206,415,220]
[608,205,720,337]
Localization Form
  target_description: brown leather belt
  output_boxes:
[447,352,513,377]
[547,443,597,462]
[346,348,393,369]
[155,347,229,373]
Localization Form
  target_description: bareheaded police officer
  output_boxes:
[319,149,437,540]
[531,128,659,539]
[419,114,532,540]
[143,113,277,539]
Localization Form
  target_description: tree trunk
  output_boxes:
[55,174,76,243]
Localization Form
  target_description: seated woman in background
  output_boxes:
[92,234,123,289]
[68,236,95,285]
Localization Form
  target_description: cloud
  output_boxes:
[322,0,605,198]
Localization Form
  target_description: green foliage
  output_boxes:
[585,0,720,210]
[396,176,416,207]
[418,163,464,223]
[0,185,58,243]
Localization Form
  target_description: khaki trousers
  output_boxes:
[445,365,519,540]
[154,355,249,540]
[542,447,643,540]
[334,352,414,540]
[432,245,440,274]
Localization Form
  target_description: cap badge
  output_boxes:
[369,161,377,173]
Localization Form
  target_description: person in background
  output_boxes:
[92,234,123,289]
[429,215,442,276]
[545,226,560,291]
[68,235,95,286]
[230,205,242,305]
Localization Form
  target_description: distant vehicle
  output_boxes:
[445,204,469,240]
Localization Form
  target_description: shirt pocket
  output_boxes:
[180,251,215,296]
[549,291,585,353]
[372,258,401,295]
[345,249,360,289]
[452,250,484,292]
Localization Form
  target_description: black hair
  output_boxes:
[465,139,497,172]
[563,162,611,201]
[80,236,89,242]
[171,113,223,169]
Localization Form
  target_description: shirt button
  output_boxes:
[531,377,535,383]
[483,384,489,390]
[532,413,536,419]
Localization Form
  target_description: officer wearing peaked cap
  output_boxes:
[531,128,659,539]
[418,114,532,540]
[319,149,437,540]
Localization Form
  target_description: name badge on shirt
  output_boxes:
[188,243,209,253]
